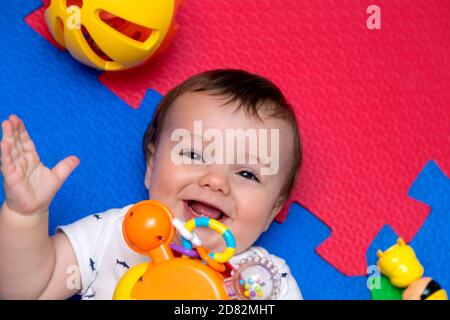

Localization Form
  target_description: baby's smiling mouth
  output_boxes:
[183,200,226,221]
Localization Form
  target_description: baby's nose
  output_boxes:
[198,169,231,195]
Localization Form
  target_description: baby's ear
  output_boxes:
[144,143,156,189]
[264,196,285,231]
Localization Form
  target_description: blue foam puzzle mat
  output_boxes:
[257,203,370,300]
[1,1,448,300]
[367,161,450,293]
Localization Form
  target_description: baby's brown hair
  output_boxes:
[142,69,302,213]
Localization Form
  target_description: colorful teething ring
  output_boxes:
[181,217,236,267]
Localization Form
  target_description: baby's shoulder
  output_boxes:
[70,204,133,228]
[58,204,133,239]
[88,204,132,221]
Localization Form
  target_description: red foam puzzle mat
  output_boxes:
[27,0,450,276]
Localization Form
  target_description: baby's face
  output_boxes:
[144,91,295,254]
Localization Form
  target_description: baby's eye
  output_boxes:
[236,170,260,183]
[180,149,203,162]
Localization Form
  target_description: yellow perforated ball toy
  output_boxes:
[44,0,182,71]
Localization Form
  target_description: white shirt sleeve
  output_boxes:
[56,207,128,296]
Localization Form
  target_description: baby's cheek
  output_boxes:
[148,179,170,202]
[149,162,178,198]
[231,218,264,249]
[239,200,272,225]
[233,203,273,244]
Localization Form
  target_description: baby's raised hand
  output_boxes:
[0,115,79,215]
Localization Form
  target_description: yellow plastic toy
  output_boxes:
[45,0,182,71]
[377,238,447,300]
[377,238,424,288]
[113,200,233,300]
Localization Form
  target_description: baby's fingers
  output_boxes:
[0,140,16,177]
[18,119,38,156]
[1,119,18,161]
[1,117,13,137]
[9,115,25,155]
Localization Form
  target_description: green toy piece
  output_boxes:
[370,275,403,300]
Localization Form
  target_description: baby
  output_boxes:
[0,69,303,300]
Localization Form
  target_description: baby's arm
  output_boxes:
[0,115,80,299]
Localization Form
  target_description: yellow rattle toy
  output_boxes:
[44,0,182,71]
